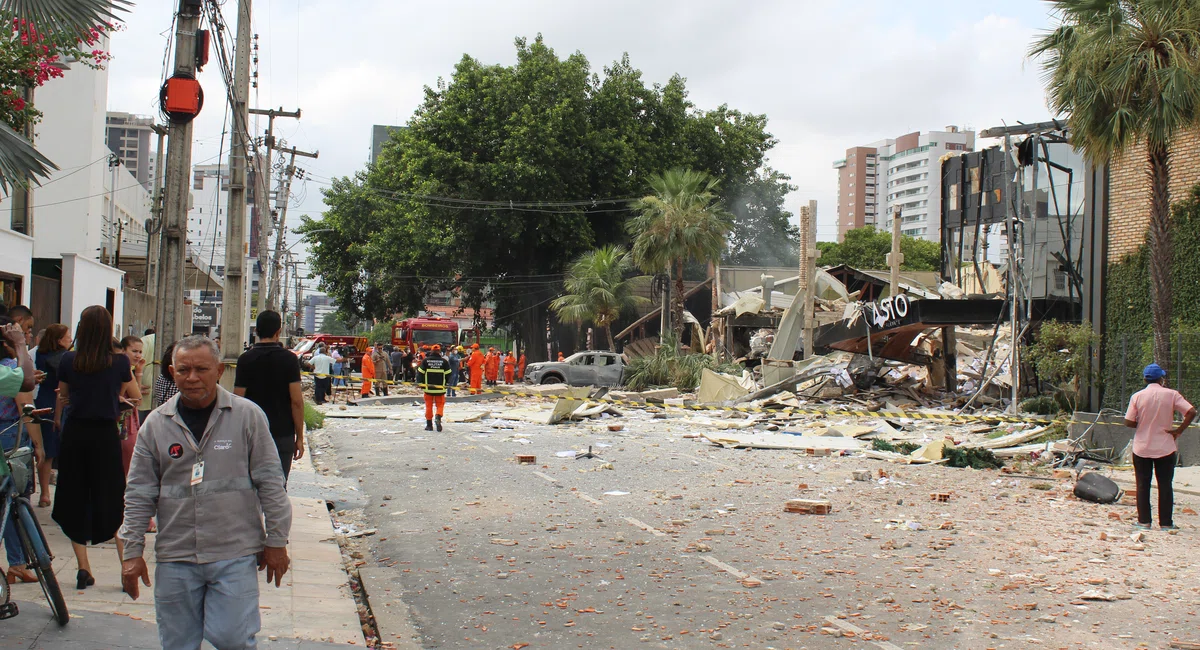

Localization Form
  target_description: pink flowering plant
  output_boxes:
[0,16,112,132]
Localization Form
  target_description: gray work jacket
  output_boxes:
[119,386,292,563]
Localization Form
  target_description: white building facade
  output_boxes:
[834,127,975,242]
[0,41,131,333]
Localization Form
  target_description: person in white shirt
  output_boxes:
[310,345,334,404]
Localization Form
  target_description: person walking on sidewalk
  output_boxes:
[52,305,139,590]
[310,344,334,405]
[33,324,70,507]
[1124,363,1197,531]
[418,345,451,431]
[120,335,293,650]
[235,311,306,481]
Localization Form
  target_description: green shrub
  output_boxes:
[303,401,325,430]
[1019,396,1060,415]
[1025,320,1100,413]
[942,446,1003,470]
[871,439,920,455]
[622,335,740,392]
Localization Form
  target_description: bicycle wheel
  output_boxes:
[15,499,69,625]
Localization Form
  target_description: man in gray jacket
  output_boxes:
[119,336,292,650]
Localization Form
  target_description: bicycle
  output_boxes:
[0,404,68,625]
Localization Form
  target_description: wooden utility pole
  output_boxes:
[267,145,317,309]
[293,258,303,335]
[155,2,202,345]
[248,106,300,316]
[219,0,253,376]
[886,207,904,296]
[799,200,819,358]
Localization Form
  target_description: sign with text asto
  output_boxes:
[866,294,909,330]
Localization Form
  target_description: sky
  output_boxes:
[105,0,1061,284]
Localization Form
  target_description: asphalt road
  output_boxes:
[312,402,1200,649]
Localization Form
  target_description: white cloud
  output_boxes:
[103,0,1056,247]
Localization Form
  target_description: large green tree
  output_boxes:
[1030,0,1200,368]
[723,167,799,267]
[627,168,731,343]
[302,36,790,360]
[550,245,649,351]
[815,226,941,271]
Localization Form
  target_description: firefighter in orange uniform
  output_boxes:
[517,352,527,383]
[484,347,500,386]
[503,350,517,384]
[557,351,565,362]
[360,351,376,397]
[467,343,485,394]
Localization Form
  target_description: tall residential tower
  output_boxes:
[833,126,975,242]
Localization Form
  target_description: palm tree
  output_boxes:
[550,245,649,351]
[1030,0,1200,367]
[627,168,731,344]
[0,0,131,193]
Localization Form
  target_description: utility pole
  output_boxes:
[886,206,904,296]
[155,2,202,346]
[799,200,819,359]
[248,106,300,315]
[281,250,291,336]
[145,125,167,295]
[293,258,303,336]
[219,0,253,379]
[267,145,317,309]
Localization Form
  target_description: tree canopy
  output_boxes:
[815,226,941,271]
[300,35,794,360]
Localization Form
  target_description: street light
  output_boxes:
[286,228,333,252]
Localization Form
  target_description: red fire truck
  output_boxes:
[391,317,464,354]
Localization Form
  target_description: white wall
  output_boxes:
[60,254,124,334]
[0,229,34,304]
[15,39,111,259]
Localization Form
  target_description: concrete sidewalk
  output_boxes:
[5,453,365,647]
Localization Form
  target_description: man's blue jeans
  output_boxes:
[155,554,261,649]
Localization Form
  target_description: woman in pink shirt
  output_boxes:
[1124,363,1196,531]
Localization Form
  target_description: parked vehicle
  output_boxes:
[523,351,625,386]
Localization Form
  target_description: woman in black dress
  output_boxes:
[51,305,141,590]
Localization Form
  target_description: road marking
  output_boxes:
[823,615,904,650]
[575,492,602,505]
[481,445,498,454]
[700,555,747,579]
[622,517,666,537]
[532,471,557,483]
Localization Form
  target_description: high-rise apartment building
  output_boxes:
[833,127,975,242]
[105,112,157,190]
[370,125,404,165]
